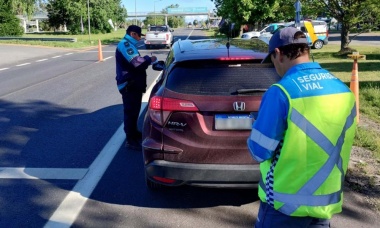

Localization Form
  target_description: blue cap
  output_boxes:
[126,25,145,36]
[268,27,308,53]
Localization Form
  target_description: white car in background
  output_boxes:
[241,30,261,39]
[144,25,174,49]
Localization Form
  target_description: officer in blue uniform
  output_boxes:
[115,25,157,150]
[247,27,356,227]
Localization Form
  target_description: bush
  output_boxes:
[0,9,24,36]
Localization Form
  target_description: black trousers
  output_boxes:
[255,201,330,228]
[121,89,143,141]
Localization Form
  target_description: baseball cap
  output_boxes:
[262,27,308,63]
[126,25,145,37]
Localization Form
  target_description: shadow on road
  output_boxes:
[0,99,124,227]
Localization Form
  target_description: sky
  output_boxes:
[121,0,216,22]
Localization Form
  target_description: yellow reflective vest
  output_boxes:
[258,64,357,219]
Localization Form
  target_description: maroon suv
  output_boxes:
[142,39,280,189]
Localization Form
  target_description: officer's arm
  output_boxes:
[247,86,288,162]
[118,41,152,70]
[130,55,152,70]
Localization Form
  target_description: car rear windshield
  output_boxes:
[166,61,280,96]
[149,26,168,32]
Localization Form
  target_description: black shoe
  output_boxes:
[125,140,142,151]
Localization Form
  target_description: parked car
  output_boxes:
[241,30,261,39]
[144,25,174,49]
[241,23,285,39]
[258,20,329,49]
[141,38,281,189]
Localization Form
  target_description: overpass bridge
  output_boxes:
[127,10,221,25]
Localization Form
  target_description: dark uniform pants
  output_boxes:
[121,90,143,141]
[255,201,330,228]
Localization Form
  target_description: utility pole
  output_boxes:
[87,0,91,42]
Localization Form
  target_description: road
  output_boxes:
[328,32,380,46]
[0,28,379,228]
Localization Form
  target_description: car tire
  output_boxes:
[312,40,324,49]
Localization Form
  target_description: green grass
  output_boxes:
[311,45,380,159]
[0,29,136,48]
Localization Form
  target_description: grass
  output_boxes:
[311,44,380,159]
[1,27,380,159]
[0,29,133,48]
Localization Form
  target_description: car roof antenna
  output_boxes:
[226,23,235,58]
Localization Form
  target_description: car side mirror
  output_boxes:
[171,29,174,32]
[152,60,166,71]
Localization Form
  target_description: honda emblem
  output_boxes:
[233,102,245,111]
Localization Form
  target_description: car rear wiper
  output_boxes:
[236,88,267,94]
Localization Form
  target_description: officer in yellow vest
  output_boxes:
[247,27,357,227]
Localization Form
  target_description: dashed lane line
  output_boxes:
[16,63,31,67]
[36,59,48,62]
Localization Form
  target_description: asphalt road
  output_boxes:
[328,32,380,46]
[0,28,379,228]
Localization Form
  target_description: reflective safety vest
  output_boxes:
[258,68,357,219]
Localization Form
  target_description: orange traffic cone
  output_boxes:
[350,59,359,123]
[98,39,104,62]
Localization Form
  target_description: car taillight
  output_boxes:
[149,96,198,126]
[166,34,169,41]
[219,57,253,60]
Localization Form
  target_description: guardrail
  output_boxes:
[0,37,77,42]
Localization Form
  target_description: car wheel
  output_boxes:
[313,40,324,49]
[146,176,163,190]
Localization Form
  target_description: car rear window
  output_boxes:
[149,26,168,32]
[166,62,280,96]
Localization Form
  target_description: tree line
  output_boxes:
[0,0,127,36]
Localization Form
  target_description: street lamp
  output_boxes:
[154,0,162,25]
[135,0,137,25]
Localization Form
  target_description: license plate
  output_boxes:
[215,114,253,130]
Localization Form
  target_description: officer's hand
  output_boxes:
[151,56,157,63]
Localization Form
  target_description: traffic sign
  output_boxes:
[168,7,208,14]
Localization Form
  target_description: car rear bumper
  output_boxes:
[145,40,170,45]
[145,160,261,188]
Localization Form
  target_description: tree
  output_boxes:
[0,0,24,36]
[11,0,36,17]
[311,0,380,53]
[212,0,277,36]
[46,0,84,32]
[46,0,127,34]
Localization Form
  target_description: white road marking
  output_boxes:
[0,168,88,180]
[16,63,31,67]
[52,55,62,58]
[44,73,160,228]
[64,53,73,56]
[186,29,194,39]
[0,68,9,71]
[36,59,48,62]
[103,56,113,61]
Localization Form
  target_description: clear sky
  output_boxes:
[121,0,216,22]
